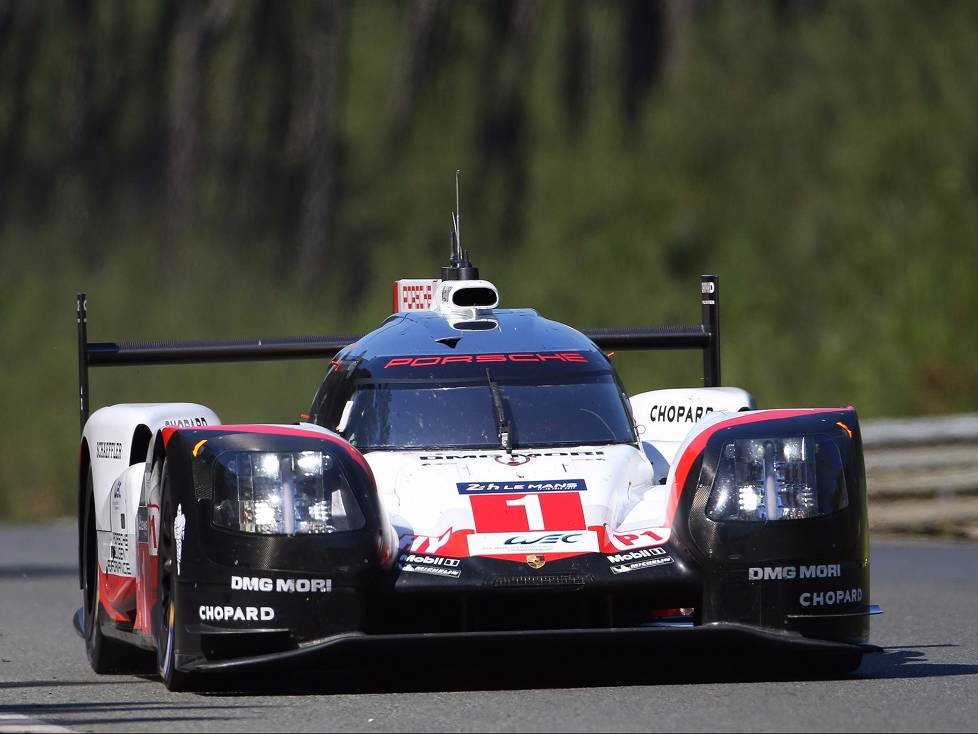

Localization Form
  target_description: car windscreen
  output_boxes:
[342,373,636,451]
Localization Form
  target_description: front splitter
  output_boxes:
[183,622,873,674]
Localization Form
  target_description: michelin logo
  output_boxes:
[607,547,674,574]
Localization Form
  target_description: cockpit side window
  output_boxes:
[311,361,358,429]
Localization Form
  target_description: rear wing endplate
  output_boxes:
[77,275,721,433]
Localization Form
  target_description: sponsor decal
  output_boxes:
[96,441,123,460]
[494,454,531,467]
[526,554,546,569]
[383,352,589,369]
[606,547,668,564]
[800,588,863,607]
[648,404,715,423]
[467,530,599,556]
[458,479,586,495]
[611,528,671,549]
[702,281,716,295]
[105,532,133,576]
[403,527,454,555]
[230,575,332,593]
[748,564,842,581]
[610,556,674,574]
[174,504,186,576]
[163,417,209,428]
[606,547,674,574]
[110,479,126,530]
[399,553,462,578]
[199,605,275,622]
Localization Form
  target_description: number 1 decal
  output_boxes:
[470,492,586,533]
[505,494,545,530]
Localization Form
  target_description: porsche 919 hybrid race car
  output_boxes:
[74,242,878,690]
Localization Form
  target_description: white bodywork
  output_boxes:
[362,387,755,558]
[83,403,220,574]
[367,444,670,555]
[631,387,754,484]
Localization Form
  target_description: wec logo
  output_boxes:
[503,532,584,546]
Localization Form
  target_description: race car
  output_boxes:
[74,240,878,690]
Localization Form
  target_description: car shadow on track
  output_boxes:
[859,644,978,680]
[187,646,908,696]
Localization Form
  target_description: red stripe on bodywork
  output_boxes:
[134,540,158,636]
[167,424,373,477]
[665,408,848,526]
[99,568,136,622]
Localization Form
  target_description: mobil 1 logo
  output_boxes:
[606,547,674,574]
[399,553,462,579]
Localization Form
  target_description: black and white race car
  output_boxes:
[75,240,877,690]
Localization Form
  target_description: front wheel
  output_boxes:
[154,462,193,691]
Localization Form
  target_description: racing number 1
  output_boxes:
[505,494,545,530]
[470,492,586,533]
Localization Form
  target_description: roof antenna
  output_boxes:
[442,169,479,281]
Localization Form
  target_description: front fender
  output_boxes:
[669,408,870,643]
[160,425,394,667]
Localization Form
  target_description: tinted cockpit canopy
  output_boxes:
[328,351,636,451]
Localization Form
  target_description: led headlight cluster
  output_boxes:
[704,435,848,522]
[212,451,365,534]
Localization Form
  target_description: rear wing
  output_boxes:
[76,274,721,433]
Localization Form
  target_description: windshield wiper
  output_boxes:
[486,369,513,453]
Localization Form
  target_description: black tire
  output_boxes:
[154,461,193,691]
[82,468,138,673]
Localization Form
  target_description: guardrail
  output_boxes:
[863,414,978,538]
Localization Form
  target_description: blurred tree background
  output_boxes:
[1,0,977,519]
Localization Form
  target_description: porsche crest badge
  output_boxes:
[526,554,546,569]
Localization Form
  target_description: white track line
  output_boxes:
[0,713,75,733]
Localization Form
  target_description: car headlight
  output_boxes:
[704,435,848,522]
[212,451,365,534]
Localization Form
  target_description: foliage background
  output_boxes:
[2,1,976,519]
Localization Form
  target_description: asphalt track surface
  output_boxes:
[1,520,976,733]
